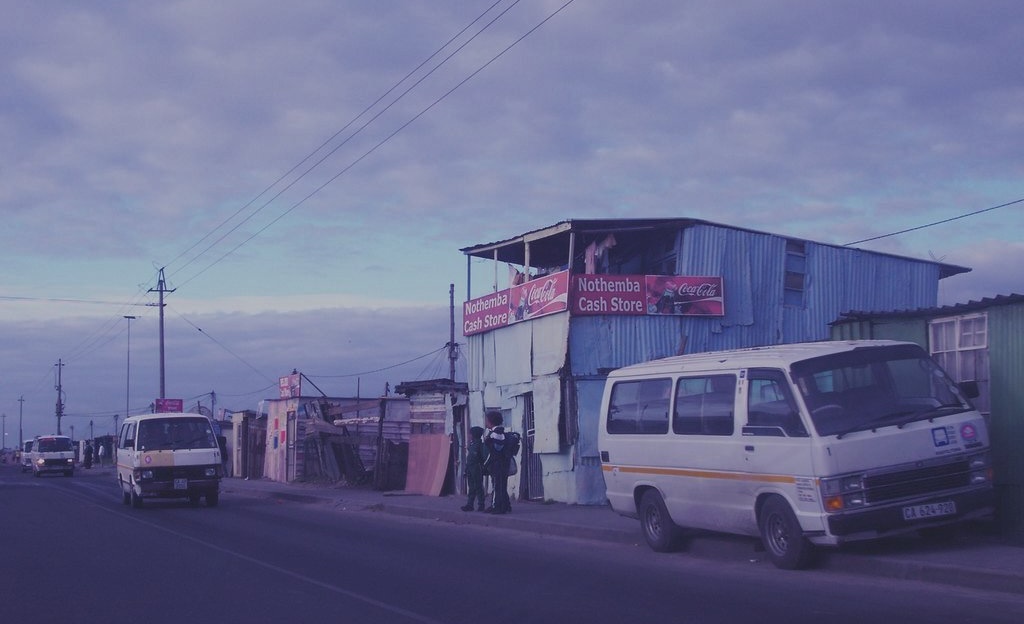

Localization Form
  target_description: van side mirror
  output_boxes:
[958,380,980,399]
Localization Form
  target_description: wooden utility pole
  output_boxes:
[448,283,457,381]
[149,268,175,399]
[18,396,24,454]
[55,359,64,435]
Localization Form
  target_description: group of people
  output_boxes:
[462,410,513,515]
[83,441,106,468]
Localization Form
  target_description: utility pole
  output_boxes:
[448,283,457,381]
[149,268,175,399]
[18,396,24,453]
[124,315,137,424]
[55,359,64,435]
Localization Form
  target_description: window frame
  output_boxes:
[928,312,990,414]
[672,374,736,436]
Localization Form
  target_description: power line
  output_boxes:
[845,197,1024,246]
[165,0,515,286]
[0,295,149,306]
[305,345,449,379]
[167,305,277,385]
[173,0,575,289]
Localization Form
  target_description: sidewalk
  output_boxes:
[222,476,1024,596]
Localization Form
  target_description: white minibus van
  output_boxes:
[599,340,994,569]
[116,412,223,508]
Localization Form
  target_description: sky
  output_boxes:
[2,0,1022,443]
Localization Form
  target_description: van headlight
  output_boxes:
[135,469,154,481]
[35,458,45,466]
[820,474,865,512]
[204,467,218,477]
[968,452,993,485]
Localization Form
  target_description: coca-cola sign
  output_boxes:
[644,276,724,316]
[464,271,724,335]
[464,270,570,336]
[572,274,724,317]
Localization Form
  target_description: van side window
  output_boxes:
[606,378,671,434]
[673,375,735,436]
[120,423,136,449]
[744,369,807,437]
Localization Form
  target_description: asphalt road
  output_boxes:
[2,464,1022,624]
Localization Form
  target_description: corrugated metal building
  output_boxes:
[832,294,1024,540]
[262,395,410,484]
[460,218,967,505]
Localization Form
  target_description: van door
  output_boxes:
[667,373,741,531]
[738,368,815,532]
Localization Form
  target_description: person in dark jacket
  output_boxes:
[483,410,511,514]
[461,426,488,512]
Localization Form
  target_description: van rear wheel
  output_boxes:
[759,496,814,569]
[639,490,681,552]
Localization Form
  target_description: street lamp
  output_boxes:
[124,315,137,429]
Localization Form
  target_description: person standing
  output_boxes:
[483,410,511,514]
[461,426,488,512]
[97,442,106,467]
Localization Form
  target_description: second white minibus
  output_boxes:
[599,340,994,569]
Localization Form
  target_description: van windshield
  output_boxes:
[37,438,73,452]
[790,343,972,438]
[137,417,218,451]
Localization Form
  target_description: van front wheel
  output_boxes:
[759,496,814,569]
[130,482,144,509]
[639,490,681,552]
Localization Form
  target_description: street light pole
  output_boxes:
[124,315,137,425]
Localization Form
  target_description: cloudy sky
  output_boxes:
[2,1,1022,442]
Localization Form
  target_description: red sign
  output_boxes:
[509,271,570,323]
[464,270,570,335]
[572,275,646,314]
[572,274,724,317]
[279,373,301,399]
[464,271,723,335]
[155,398,184,413]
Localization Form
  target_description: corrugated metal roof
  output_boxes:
[837,293,1024,321]
[459,218,969,278]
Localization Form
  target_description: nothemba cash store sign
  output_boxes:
[464,271,724,336]
[573,274,724,317]
[463,270,570,336]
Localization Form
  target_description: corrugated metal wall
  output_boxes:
[831,302,1024,539]
[830,317,929,345]
[569,224,945,377]
[988,303,1024,539]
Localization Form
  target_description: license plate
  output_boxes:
[902,501,956,521]
[174,478,188,490]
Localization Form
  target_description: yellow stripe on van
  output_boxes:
[602,463,797,484]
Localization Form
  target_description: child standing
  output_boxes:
[461,426,488,512]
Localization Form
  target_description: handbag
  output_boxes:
[508,455,518,476]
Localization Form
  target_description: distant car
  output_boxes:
[21,440,34,472]
[32,435,75,477]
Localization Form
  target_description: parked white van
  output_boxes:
[116,412,223,508]
[599,340,994,569]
